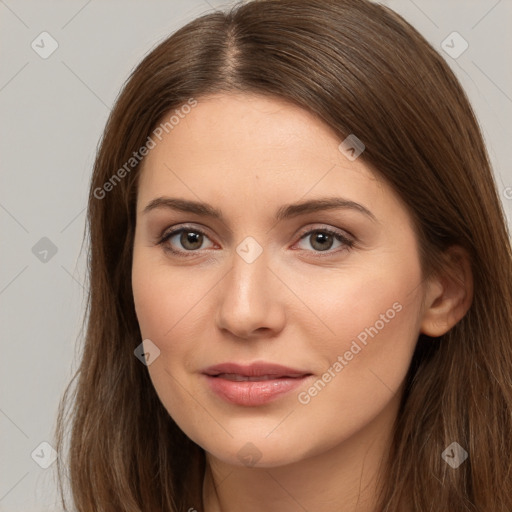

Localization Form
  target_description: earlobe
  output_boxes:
[419,246,473,337]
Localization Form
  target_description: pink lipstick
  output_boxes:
[202,362,313,406]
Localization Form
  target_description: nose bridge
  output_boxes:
[232,240,269,300]
[216,238,285,338]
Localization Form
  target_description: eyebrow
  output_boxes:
[143,196,377,223]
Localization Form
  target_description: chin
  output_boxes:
[199,433,320,469]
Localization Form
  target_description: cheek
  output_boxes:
[131,255,206,430]
[132,260,164,340]
[296,256,423,414]
[290,280,422,450]
[132,250,203,342]
[287,252,422,359]
[131,252,219,387]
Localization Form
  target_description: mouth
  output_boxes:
[201,362,313,406]
[202,361,311,379]
[210,373,307,382]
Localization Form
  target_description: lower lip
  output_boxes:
[203,374,311,406]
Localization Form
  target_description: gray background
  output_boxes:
[1,0,511,510]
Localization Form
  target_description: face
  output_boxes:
[132,93,428,468]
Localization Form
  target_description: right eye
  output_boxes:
[158,226,215,256]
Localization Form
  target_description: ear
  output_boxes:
[420,245,473,337]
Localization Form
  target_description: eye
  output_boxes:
[294,227,355,255]
[157,226,215,256]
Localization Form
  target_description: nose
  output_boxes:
[215,248,286,340]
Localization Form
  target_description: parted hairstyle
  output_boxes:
[54,0,512,510]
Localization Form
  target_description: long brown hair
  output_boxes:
[54,0,512,510]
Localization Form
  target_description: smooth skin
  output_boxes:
[131,93,473,512]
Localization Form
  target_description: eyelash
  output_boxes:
[157,225,356,258]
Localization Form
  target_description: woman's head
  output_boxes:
[132,89,429,467]
[56,0,512,510]
[131,90,468,466]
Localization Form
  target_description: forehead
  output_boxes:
[142,93,346,171]
[136,93,406,226]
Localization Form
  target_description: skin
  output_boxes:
[131,93,473,512]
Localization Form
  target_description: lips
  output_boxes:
[202,362,311,379]
[201,362,313,406]
[215,373,294,381]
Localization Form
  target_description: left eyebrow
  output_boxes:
[142,196,378,223]
[275,197,377,223]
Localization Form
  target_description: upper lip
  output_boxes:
[202,362,312,378]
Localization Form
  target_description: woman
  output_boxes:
[55,0,512,510]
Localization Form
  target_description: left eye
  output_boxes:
[157,226,354,256]
[296,228,354,252]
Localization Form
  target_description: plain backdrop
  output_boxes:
[1,0,511,510]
